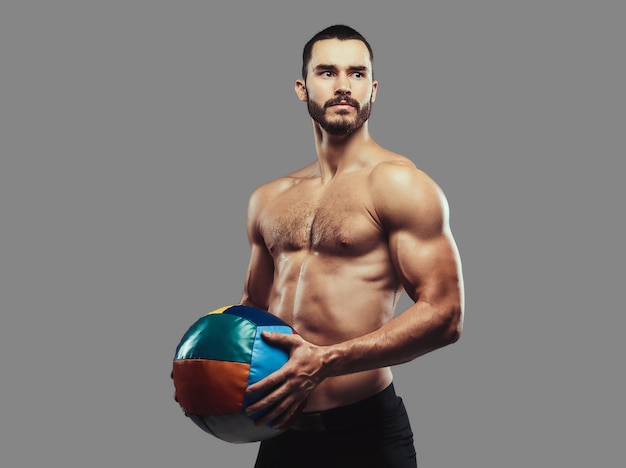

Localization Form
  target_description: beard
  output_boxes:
[307,95,372,136]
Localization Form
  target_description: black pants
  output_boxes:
[254,384,417,468]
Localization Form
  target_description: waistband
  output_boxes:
[292,383,398,432]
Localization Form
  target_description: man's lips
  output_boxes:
[325,98,359,109]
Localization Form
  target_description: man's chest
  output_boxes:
[260,180,383,255]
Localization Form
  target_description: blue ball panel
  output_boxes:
[243,325,293,410]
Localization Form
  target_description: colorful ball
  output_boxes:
[172,304,298,443]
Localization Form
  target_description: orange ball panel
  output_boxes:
[173,359,250,415]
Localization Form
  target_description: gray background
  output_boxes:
[1,1,623,466]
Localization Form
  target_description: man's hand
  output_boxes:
[244,331,328,429]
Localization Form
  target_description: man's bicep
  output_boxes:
[240,187,275,309]
[391,227,463,309]
[377,165,463,307]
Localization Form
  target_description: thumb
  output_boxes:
[261,330,298,348]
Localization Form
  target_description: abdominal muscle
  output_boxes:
[305,368,394,411]
[268,251,399,411]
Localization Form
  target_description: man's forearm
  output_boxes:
[322,300,462,377]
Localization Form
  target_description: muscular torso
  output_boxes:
[257,161,408,410]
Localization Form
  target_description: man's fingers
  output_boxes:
[251,395,300,428]
[272,400,307,429]
[261,330,301,348]
[245,382,286,416]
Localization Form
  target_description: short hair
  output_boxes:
[301,24,374,80]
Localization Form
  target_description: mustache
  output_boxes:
[324,96,360,109]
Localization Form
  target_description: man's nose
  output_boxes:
[335,75,351,94]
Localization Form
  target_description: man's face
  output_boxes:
[298,39,377,136]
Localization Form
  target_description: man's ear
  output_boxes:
[295,79,308,101]
[371,80,379,103]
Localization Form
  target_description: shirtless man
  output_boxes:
[241,25,464,467]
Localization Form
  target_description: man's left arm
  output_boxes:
[246,162,464,426]
[341,162,465,367]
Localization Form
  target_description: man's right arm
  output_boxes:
[240,187,274,310]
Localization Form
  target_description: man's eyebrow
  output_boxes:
[314,64,337,71]
[313,64,369,72]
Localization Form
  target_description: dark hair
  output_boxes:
[301,24,374,80]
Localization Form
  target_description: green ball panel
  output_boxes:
[174,314,256,363]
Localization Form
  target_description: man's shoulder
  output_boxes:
[368,152,448,221]
[369,152,435,191]
[250,162,318,200]
[287,161,320,177]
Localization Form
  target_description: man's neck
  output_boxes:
[313,123,376,181]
